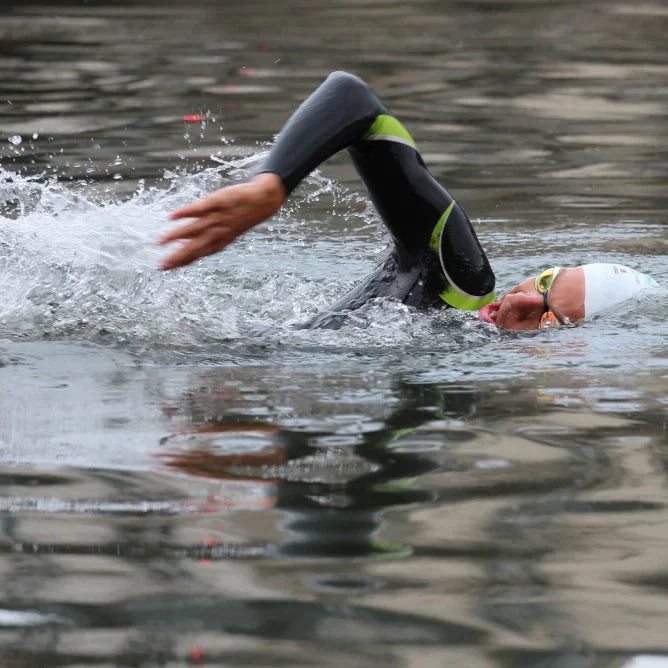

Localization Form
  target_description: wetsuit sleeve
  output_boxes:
[258,71,495,310]
[258,71,388,195]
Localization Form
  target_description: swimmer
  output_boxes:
[160,71,657,330]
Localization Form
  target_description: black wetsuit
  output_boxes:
[258,71,496,326]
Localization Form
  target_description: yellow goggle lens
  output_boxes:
[535,267,559,293]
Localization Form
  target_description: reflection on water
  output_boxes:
[2,354,667,665]
[1,0,667,666]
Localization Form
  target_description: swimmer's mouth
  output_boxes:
[479,301,501,325]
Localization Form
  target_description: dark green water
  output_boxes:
[0,1,667,666]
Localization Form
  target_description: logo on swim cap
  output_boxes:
[583,263,659,317]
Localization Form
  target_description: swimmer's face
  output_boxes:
[479,267,585,330]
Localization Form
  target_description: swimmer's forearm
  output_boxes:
[161,73,385,270]
[257,71,387,195]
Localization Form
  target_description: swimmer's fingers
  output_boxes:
[160,227,232,270]
[168,191,229,222]
[160,214,257,269]
[159,173,286,270]
[159,212,219,245]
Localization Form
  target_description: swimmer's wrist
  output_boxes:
[252,172,286,210]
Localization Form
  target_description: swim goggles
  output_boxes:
[535,267,562,328]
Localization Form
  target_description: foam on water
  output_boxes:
[0,162,494,361]
[0,162,664,374]
[0,162,353,346]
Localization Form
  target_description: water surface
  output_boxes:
[1,1,667,666]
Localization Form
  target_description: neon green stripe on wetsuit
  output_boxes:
[257,71,496,324]
[363,114,416,148]
[429,202,496,310]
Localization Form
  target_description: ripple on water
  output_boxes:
[0,3,667,661]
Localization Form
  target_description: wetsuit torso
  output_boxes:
[257,71,496,327]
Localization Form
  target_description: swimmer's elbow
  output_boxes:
[324,71,372,97]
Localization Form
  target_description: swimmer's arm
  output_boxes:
[161,72,384,270]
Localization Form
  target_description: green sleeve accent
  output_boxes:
[363,114,416,146]
[429,201,455,252]
[430,201,497,310]
[438,285,497,310]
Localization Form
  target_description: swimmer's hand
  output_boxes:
[159,173,286,270]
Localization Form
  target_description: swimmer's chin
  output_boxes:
[479,301,501,326]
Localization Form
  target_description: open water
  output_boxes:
[0,1,667,666]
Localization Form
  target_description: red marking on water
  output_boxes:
[189,646,205,661]
[259,43,272,51]
[240,68,256,77]
[182,114,206,123]
[198,559,212,565]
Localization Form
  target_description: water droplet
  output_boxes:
[8,135,22,145]
[32,132,39,140]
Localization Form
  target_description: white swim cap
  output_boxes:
[583,263,659,317]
